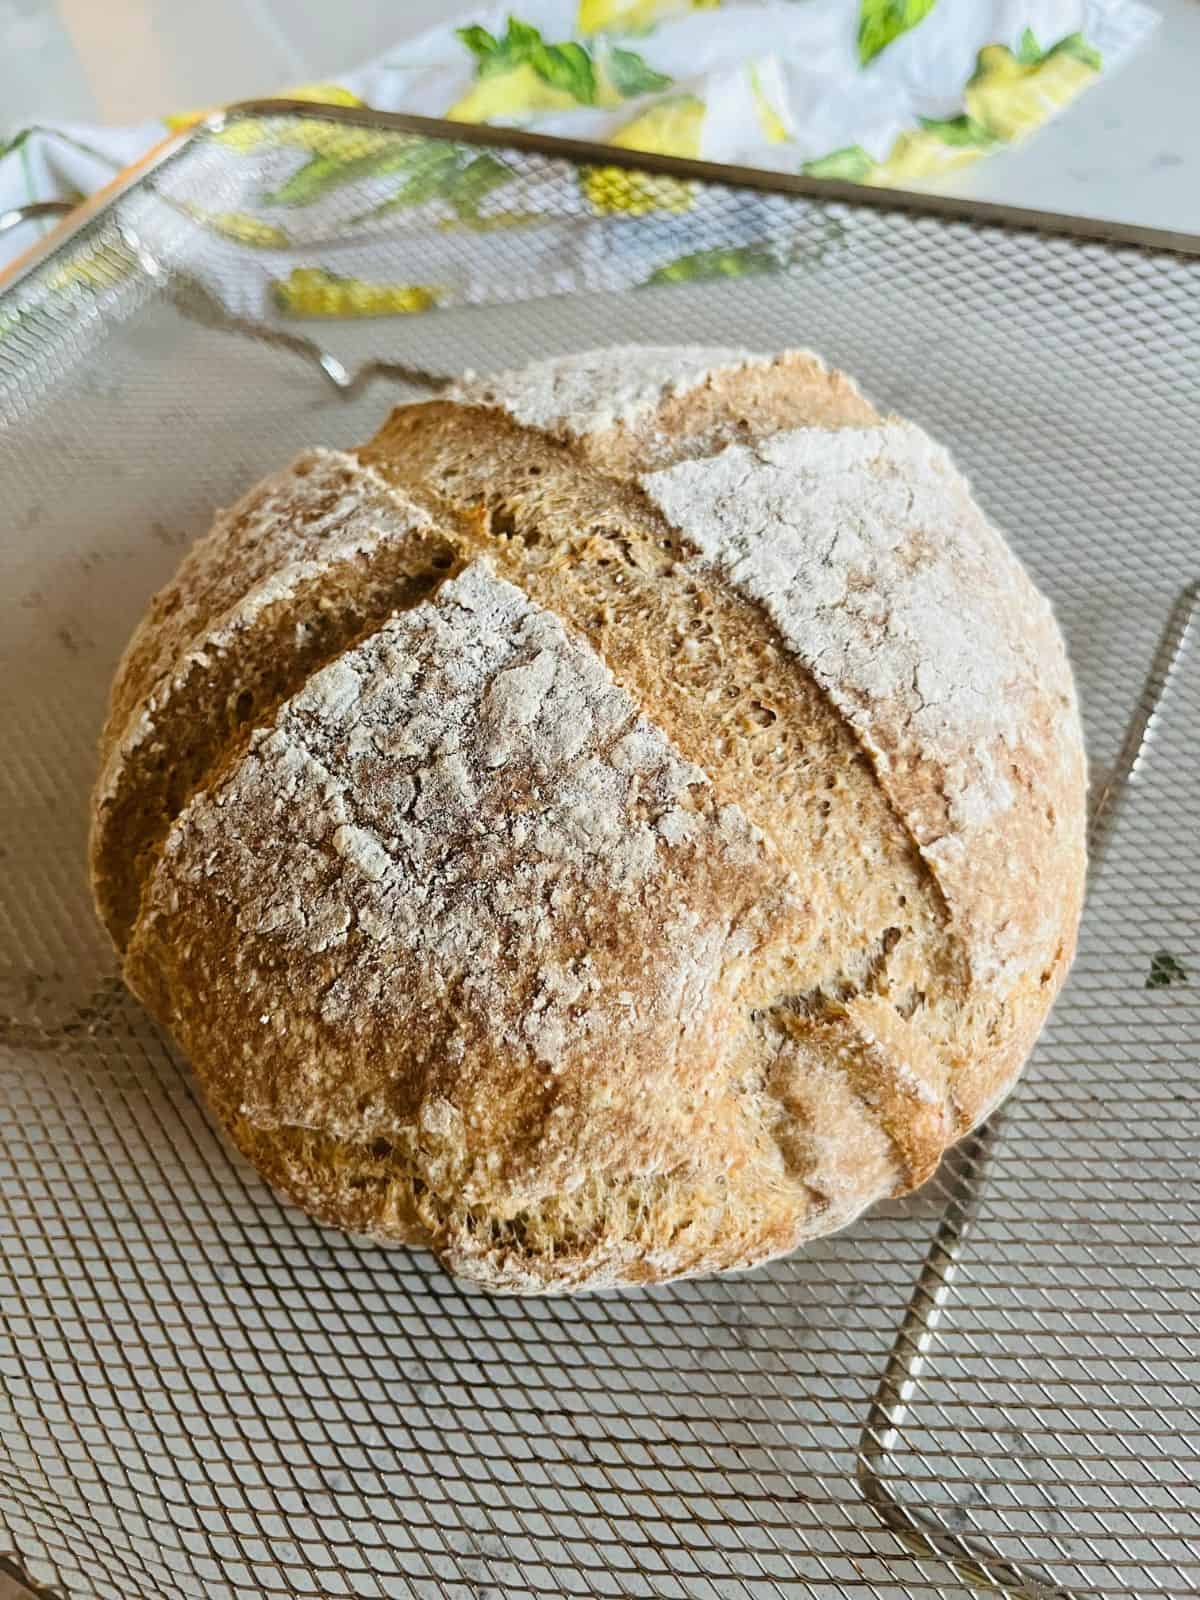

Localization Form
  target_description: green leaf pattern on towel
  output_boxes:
[804,25,1103,186]
[1016,28,1103,69]
[352,148,514,224]
[57,8,1110,326]
[645,243,780,285]
[857,0,937,67]
[266,144,421,208]
[915,114,996,148]
[802,145,876,182]
[606,45,673,98]
[264,136,516,222]
[455,18,670,109]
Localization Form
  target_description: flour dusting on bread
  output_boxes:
[100,345,1088,1293]
[143,562,790,1116]
[448,345,771,439]
[639,419,1082,984]
[105,448,429,761]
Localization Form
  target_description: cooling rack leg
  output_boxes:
[854,579,1200,1599]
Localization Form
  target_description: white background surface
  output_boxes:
[0,0,1198,234]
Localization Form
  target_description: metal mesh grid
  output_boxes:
[866,586,1200,1597]
[1,109,1197,1600]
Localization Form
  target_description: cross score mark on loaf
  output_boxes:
[102,347,1087,1293]
[127,563,817,1290]
[638,419,1082,993]
[447,346,1086,1136]
[90,449,455,946]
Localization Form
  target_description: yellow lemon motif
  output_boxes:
[875,129,981,184]
[218,118,395,160]
[47,250,130,295]
[435,210,547,234]
[282,84,366,109]
[610,95,704,157]
[583,95,703,213]
[271,268,438,318]
[806,35,1101,190]
[748,64,788,145]
[583,165,695,213]
[448,62,587,124]
[452,20,621,117]
[170,83,364,139]
[187,209,290,248]
[577,0,718,34]
[965,44,1099,142]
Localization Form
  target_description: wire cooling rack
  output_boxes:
[0,106,1197,1600]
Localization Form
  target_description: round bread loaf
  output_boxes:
[91,347,1087,1294]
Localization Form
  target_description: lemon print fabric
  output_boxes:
[644,242,777,285]
[965,30,1103,142]
[83,6,1145,263]
[450,21,603,121]
[577,0,719,33]
[608,95,704,161]
[263,136,515,220]
[584,95,704,214]
[270,268,438,319]
[748,64,789,146]
[183,208,291,248]
[856,0,938,67]
[448,17,671,123]
[166,82,365,135]
[0,1,1154,334]
[804,25,1107,189]
[873,120,992,184]
[881,28,1104,181]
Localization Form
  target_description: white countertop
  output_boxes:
[2,0,1198,234]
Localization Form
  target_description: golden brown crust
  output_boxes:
[124,565,814,1292]
[90,450,457,946]
[361,376,956,1014]
[99,347,1088,1294]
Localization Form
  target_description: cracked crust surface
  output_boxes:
[97,346,1087,1293]
[90,449,457,945]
